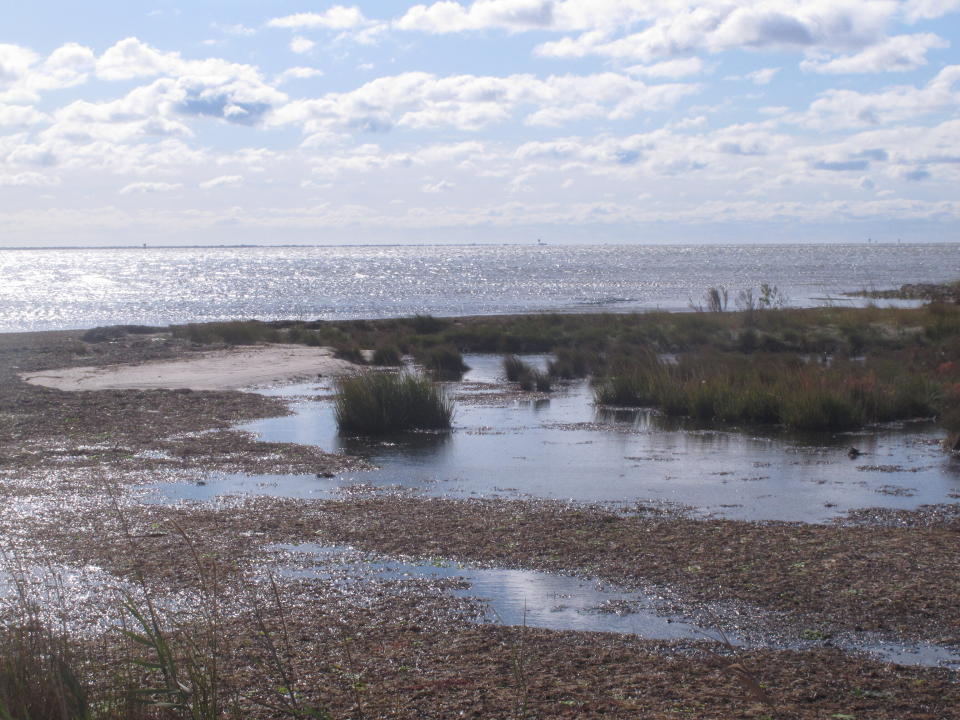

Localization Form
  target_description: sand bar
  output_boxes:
[20,344,357,391]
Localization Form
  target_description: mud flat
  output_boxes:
[1,323,959,719]
[20,343,356,391]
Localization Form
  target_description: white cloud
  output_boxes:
[534,1,898,62]
[901,0,960,23]
[85,39,288,129]
[0,42,95,104]
[787,64,960,129]
[396,0,556,33]
[422,179,454,192]
[0,44,38,83]
[199,174,243,189]
[0,103,47,127]
[625,58,705,79]
[217,23,256,37]
[119,181,183,194]
[268,7,367,30]
[275,67,324,84]
[290,36,316,54]
[747,67,779,85]
[801,33,948,74]
[272,71,699,135]
[0,171,60,187]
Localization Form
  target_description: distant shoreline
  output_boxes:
[2,240,957,251]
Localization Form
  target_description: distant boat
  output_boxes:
[537,238,547,246]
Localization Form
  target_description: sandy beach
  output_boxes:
[19,343,357,391]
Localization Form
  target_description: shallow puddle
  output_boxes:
[275,542,713,642]
[275,543,960,670]
[150,355,960,523]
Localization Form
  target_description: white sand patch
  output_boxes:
[20,344,358,392]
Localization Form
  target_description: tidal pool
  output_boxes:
[150,355,960,523]
[273,543,960,670]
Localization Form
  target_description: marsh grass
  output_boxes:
[371,346,403,367]
[547,348,594,379]
[0,612,90,720]
[594,353,939,431]
[415,346,469,380]
[333,345,367,365]
[502,355,528,382]
[334,372,453,434]
[173,321,279,346]
[518,370,551,392]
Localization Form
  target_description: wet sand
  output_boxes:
[19,343,356,391]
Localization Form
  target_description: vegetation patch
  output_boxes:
[334,372,453,434]
[414,345,469,379]
[594,352,940,431]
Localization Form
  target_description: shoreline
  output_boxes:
[19,342,358,391]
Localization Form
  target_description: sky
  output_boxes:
[2,0,960,246]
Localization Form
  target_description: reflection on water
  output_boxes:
[275,543,712,641]
[275,543,960,670]
[148,355,960,522]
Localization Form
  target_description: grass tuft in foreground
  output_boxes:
[334,372,453,434]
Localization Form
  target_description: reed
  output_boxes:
[595,353,939,431]
[172,320,278,345]
[334,372,454,434]
[415,346,470,379]
[502,355,529,382]
[371,346,403,367]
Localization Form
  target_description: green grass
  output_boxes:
[160,303,960,434]
[371,345,403,366]
[502,355,528,381]
[172,320,279,345]
[0,622,91,720]
[594,353,940,431]
[518,369,551,392]
[415,346,470,379]
[334,372,454,434]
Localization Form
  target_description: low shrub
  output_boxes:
[173,320,278,345]
[503,355,529,381]
[334,372,454,433]
[372,345,403,366]
[0,622,89,720]
[548,348,594,379]
[334,345,367,364]
[286,326,323,346]
[519,369,551,392]
[416,346,470,379]
[408,314,447,334]
[595,352,939,431]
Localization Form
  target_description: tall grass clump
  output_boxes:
[335,372,453,434]
[503,355,529,381]
[595,353,939,431]
[415,346,470,379]
[518,370,551,392]
[173,320,278,345]
[408,314,447,334]
[0,620,90,720]
[547,348,594,379]
[372,345,403,366]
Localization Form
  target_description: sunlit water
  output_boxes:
[272,543,960,670]
[149,355,960,523]
[1,243,954,332]
[133,354,960,667]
